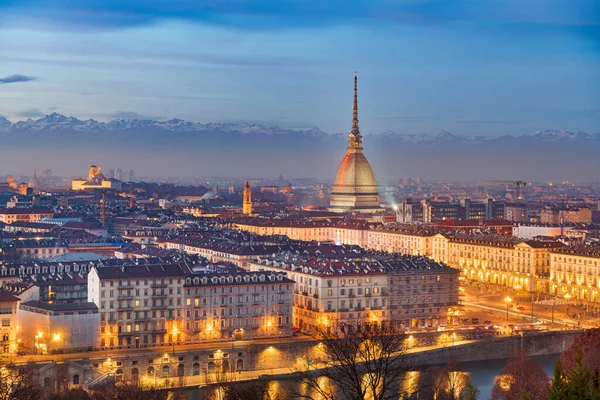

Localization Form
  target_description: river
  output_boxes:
[183,354,560,400]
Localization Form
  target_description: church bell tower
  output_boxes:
[242,180,252,215]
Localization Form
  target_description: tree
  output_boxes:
[490,351,549,400]
[45,387,92,400]
[0,365,42,400]
[559,328,600,375]
[547,361,568,400]
[549,351,600,400]
[294,321,412,400]
[417,360,477,400]
[89,382,174,400]
[219,379,278,400]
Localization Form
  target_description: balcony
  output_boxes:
[151,283,168,289]
[354,307,365,311]
[301,291,309,296]
[313,294,319,299]
[348,293,356,298]
[364,293,372,297]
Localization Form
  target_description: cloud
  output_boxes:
[14,108,45,118]
[48,106,58,111]
[0,74,37,84]
[108,111,165,120]
[2,0,597,31]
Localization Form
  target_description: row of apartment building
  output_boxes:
[233,219,600,304]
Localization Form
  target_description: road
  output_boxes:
[460,283,600,330]
[8,334,315,365]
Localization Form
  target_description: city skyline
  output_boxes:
[1,0,599,136]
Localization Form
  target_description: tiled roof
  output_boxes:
[94,263,192,279]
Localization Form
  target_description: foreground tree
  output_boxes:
[548,352,600,400]
[294,321,412,400]
[219,379,278,400]
[418,360,478,400]
[89,383,175,400]
[559,328,600,375]
[0,365,42,400]
[490,351,549,400]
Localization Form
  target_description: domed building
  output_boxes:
[329,73,380,212]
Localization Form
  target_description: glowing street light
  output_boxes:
[504,296,512,321]
[171,325,179,354]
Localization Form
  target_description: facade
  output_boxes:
[72,165,122,191]
[512,224,574,239]
[505,203,529,223]
[432,234,564,293]
[88,264,190,349]
[395,198,423,223]
[88,263,293,350]
[329,73,380,213]
[0,292,20,354]
[18,301,100,352]
[248,252,458,332]
[540,206,593,224]
[549,245,600,303]
[182,269,293,342]
[8,239,69,260]
[0,207,54,224]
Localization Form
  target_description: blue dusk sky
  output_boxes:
[0,0,599,136]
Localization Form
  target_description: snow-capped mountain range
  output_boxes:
[0,113,598,144]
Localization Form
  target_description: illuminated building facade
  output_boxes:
[18,301,100,352]
[549,245,600,303]
[0,207,53,223]
[88,264,190,349]
[72,165,122,191]
[248,252,458,332]
[0,292,20,354]
[182,270,293,342]
[88,263,293,350]
[432,234,564,293]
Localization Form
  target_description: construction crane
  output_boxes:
[489,180,528,200]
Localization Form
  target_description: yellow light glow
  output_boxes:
[52,333,61,342]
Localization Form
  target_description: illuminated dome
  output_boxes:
[333,151,377,190]
[329,73,380,212]
[28,171,41,188]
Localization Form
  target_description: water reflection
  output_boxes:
[186,354,560,400]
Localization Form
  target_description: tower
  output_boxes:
[242,181,252,215]
[329,73,380,212]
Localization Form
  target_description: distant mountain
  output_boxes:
[0,113,599,181]
[1,113,598,143]
[0,113,328,136]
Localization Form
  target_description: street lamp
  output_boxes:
[35,331,44,354]
[504,296,512,321]
[171,325,178,354]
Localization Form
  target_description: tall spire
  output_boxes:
[349,71,362,149]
